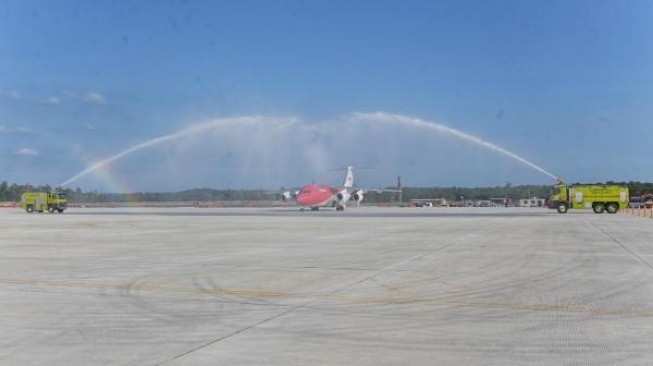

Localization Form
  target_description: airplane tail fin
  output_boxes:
[327,165,380,188]
[343,166,355,188]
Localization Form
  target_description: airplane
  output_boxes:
[282,166,400,211]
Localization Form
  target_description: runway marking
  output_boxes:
[2,277,653,317]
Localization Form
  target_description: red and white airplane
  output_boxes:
[282,166,399,211]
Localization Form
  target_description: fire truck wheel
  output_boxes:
[592,203,605,214]
[605,203,619,214]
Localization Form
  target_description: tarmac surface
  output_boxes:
[1,206,652,365]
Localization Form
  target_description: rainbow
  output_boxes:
[61,116,299,201]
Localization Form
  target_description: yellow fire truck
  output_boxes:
[549,183,629,214]
[20,192,67,213]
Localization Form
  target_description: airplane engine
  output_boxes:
[352,190,364,203]
[336,191,351,204]
[281,191,291,201]
[282,191,296,202]
[334,191,351,211]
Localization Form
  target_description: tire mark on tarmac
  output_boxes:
[1,277,653,317]
[140,217,510,364]
[321,217,503,297]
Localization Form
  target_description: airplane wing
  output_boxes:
[263,190,299,202]
[361,188,402,193]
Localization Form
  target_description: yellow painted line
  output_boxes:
[1,277,652,317]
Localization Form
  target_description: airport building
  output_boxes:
[517,197,546,207]
[409,198,448,207]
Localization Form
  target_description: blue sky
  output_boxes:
[1,0,652,192]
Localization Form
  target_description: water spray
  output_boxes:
[351,112,558,181]
[61,111,558,190]
[61,116,297,187]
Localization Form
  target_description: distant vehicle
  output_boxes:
[548,183,628,214]
[21,192,67,213]
[641,194,653,208]
[630,194,653,209]
[410,198,448,207]
[282,166,400,211]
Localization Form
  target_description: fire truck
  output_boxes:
[20,192,67,213]
[549,183,629,214]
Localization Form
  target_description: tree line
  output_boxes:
[2,180,653,204]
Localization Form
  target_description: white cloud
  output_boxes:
[37,96,61,105]
[0,125,34,134]
[3,90,109,106]
[16,148,39,156]
[1,90,21,100]
[82,92,108,105]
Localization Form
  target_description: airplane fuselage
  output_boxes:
[295,184,339,209]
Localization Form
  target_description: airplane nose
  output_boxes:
[296,194,308,205]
